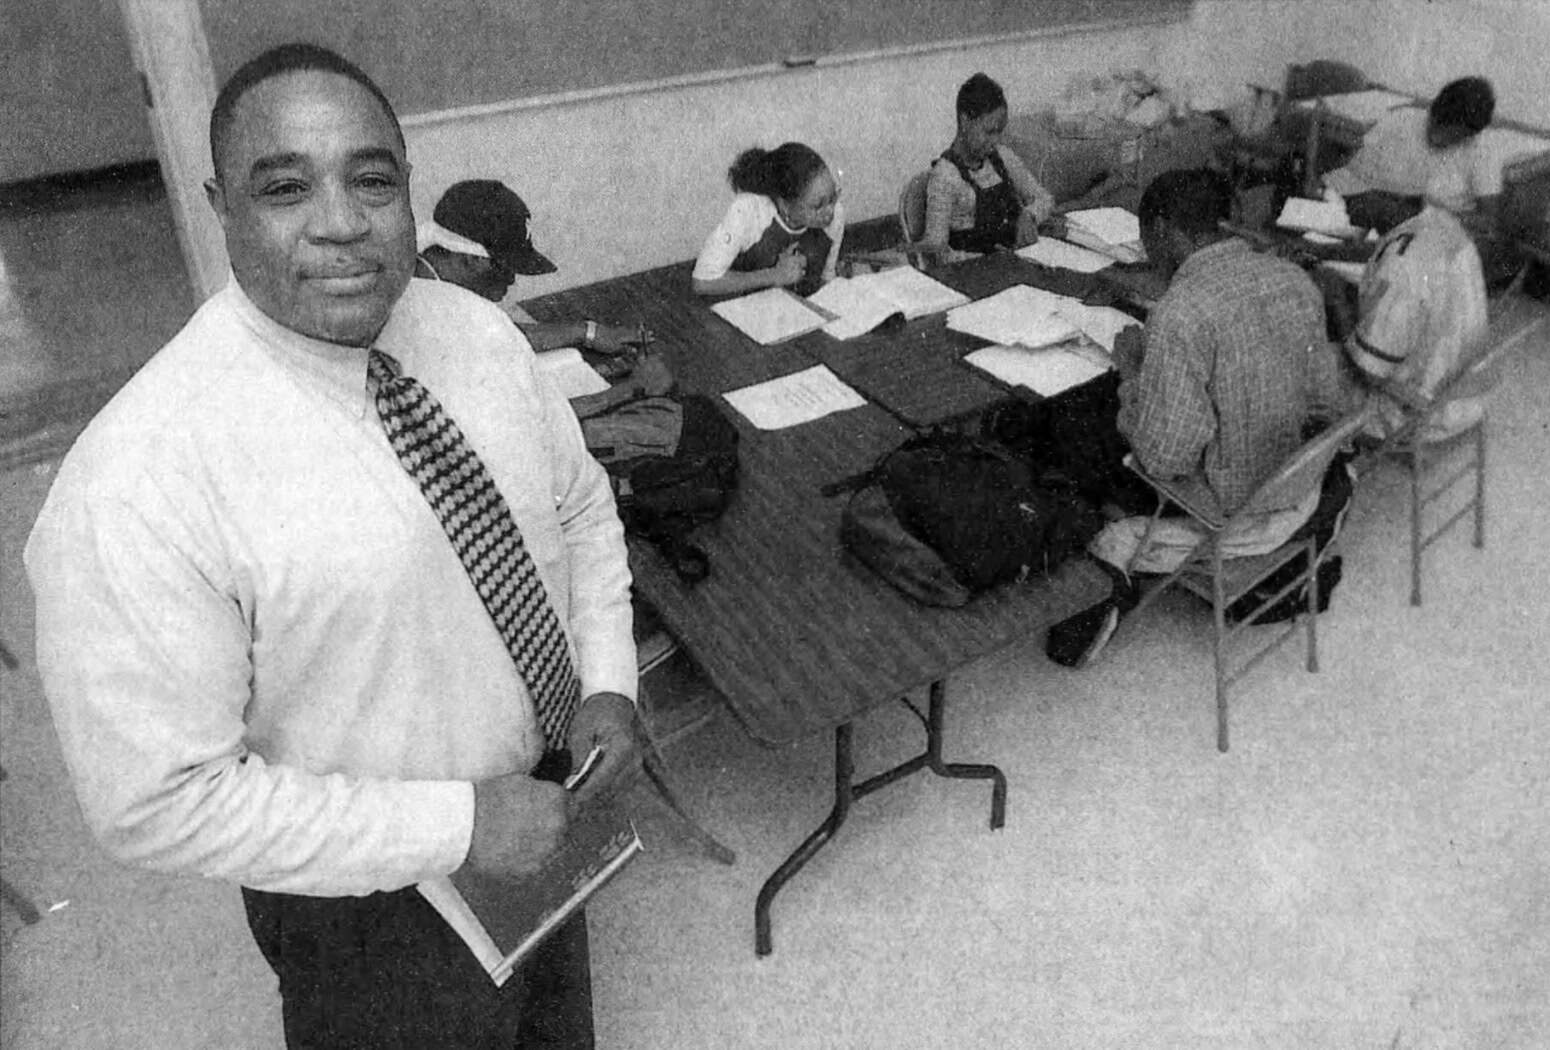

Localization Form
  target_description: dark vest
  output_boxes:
[941,148,1023,254]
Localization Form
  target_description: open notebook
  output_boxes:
[709,287,834,345]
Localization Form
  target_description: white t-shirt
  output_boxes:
[692,192,845,284]
[1325,107,1502,213]
[1348,204,1489,439]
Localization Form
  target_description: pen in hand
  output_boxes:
[563,742,606,792]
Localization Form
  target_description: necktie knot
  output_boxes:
[368,348,404,385]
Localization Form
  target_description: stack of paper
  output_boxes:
[1062,207,1145,264]
[1016,238,1115,273]
[721,364,867,430]
[1057,302,1139,354]
[946,285,1081,349]
[1276,195,1362,240]
[965,344,1109,398]
[534,347,611,399]
[806,277,906,340]
[710,287,832,345]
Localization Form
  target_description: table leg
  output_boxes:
[752,679,1006,956]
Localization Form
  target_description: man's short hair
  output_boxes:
[1137,168,1233,239]
[1429,77,1495,135]
[209,42,404,178]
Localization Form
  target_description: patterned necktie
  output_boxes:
[369,349,581,752]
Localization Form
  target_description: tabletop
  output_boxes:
[522,257,1108,745]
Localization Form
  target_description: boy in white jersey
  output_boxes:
[1345,193,1489,442]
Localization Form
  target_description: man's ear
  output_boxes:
[204,177,229,227]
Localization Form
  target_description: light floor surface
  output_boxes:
[2,186,1547,1050]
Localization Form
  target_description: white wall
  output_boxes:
[403,14,1207,301]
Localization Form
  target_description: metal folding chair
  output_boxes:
[1374,315,1539,606]
[1121,406,1374,752]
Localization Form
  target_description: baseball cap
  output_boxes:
[430,180,557,276]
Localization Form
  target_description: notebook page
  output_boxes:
[1016,238,1115,273]
[964,344,1109,398]
[709,287,830,345]
[945,285,1081,349]
[721,365,867,430]
[806,277,902,339]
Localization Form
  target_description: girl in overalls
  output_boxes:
[692,142,844,298]
[922,72,1056,257]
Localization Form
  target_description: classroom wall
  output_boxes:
[0,0,153,182]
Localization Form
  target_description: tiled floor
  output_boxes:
[2,180,1548,1049]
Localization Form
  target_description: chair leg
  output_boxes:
[1305,538,1320,674]
[1409,441,1425,607]
[1211,542,1229,754]
[1473,420,1487,550]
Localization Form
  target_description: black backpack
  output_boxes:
[585,393,740,584]
[831,430,1103,606]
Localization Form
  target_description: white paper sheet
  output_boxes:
[1057,303,1138,354]
[965,344,1109,398]
[1319,260,1368,285]
[720,365,867,430]
[534,347,611,399]
[806,277,904,339]
[946,285,1081,349]
[847,266,969,319]
[1277,195,1361,239]
[1016,238,1115,273]
[709,287,830,345]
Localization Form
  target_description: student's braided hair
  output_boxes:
[727,143,827,202]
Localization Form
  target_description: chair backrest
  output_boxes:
[1240,405,1374,518]
[1284,60,1368,103]
[1434,313,1544,404]
[898,171,932,244]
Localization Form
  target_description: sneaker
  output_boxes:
[635,629,680,675]
[1045,599,1121,669]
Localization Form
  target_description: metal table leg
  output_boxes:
[753,679,1005,955]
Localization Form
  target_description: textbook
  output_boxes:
[1061,207,1145,265]
[805,276,907,340]
[418,799,643,988]
[709,286,833,345]
[845,265,970,319]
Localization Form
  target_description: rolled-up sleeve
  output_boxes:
[25,463,474,897]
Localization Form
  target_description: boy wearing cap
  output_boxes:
[417,179,643,355]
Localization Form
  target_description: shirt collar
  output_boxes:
[226,274,383,419]
[1173,237,1251,282]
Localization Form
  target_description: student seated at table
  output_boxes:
[1338,185,1490,444]
[418,179,680,672]
[691,142,844,298]
[919,72,1057,258]
[1322,78,1503,250]
[1029,169,1350,667]
[417,179,643,359]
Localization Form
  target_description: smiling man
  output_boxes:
[25,43,636,1049]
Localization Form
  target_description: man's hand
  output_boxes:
[589,324,648,357]
[463,771,570,877]
[630,353,674,398]
[771,244,808,287]
[1112,324,1146,379]
[565,692,645,806]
